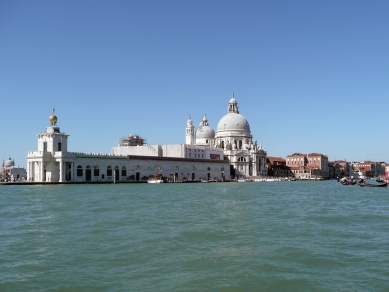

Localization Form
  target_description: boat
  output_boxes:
[376,178,384,183]
[238,178,253,182]
[359,182,387,187]
[182,179,201,183]
[341,180,356,185]
[147,179,164,183]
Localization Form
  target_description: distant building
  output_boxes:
[266,156,293,177]
[114,95,268,178]
[352,161,385,178]
[1,157,27,181]
[286,152,329,179]
[27,110,230,182]
[332,160,349,178]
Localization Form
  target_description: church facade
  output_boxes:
[26,95,266,182]
[186,95,267,178]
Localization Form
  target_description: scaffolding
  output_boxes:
[119,134,147,146]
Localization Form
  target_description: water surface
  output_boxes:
[1,181,388,291]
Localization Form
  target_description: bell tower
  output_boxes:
[186,116,194,145]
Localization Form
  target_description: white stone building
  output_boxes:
[1,157,27,181]
[186,95,267,178]
[27,111,229,182]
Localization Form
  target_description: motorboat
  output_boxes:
[147,179,164,183]
[238,178,253,182]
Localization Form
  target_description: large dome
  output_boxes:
[5,157,15,167]
[217,113,250,132]
[216,94,251,134]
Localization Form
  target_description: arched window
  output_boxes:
[121,166,126,177]
[77,165,83,176]
[107,165,112,177]
[94,165,99,176]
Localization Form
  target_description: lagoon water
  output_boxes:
[1,181,388,291]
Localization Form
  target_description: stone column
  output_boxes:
[40,161,44,182]
[59,160,63,182]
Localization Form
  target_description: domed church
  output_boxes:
[187,94,267,178]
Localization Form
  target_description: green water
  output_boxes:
[1,181,388,291]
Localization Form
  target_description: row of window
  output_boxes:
[76,165,126,177]
[188,153,204,158]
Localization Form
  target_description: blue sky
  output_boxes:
[1,0,388,168]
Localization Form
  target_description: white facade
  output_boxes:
[190,94,267,178]
[27,113,229,182]
[112,143,224,160]
[1,157,27,181]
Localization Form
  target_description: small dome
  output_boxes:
[196,126,215,139]
[196,114,215,139]
[5,157,15,167]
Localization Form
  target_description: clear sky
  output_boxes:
[1,0,388,168]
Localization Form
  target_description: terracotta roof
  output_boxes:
[267,156,286,162]
[287,153,306,157]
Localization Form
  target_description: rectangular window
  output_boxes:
[121,169,126,176]
[43,142,47,152]
[107,169,112,176]
[77,169,83,176]
[58,142,62,152]
[94,169,99,176]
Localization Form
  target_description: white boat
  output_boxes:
[238,178,253,182]
[147,179,164,183]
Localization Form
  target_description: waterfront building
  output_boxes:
[266,156,293,178]
[332,160,349,178]
[1,157,27,181]
[352,161,385,178]
[184,95,267,178]
[113,94,268,179]
[286,152,329,179]
[27,110,230,182]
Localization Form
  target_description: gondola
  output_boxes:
[341,180,356,185]
[359,182,387,187]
